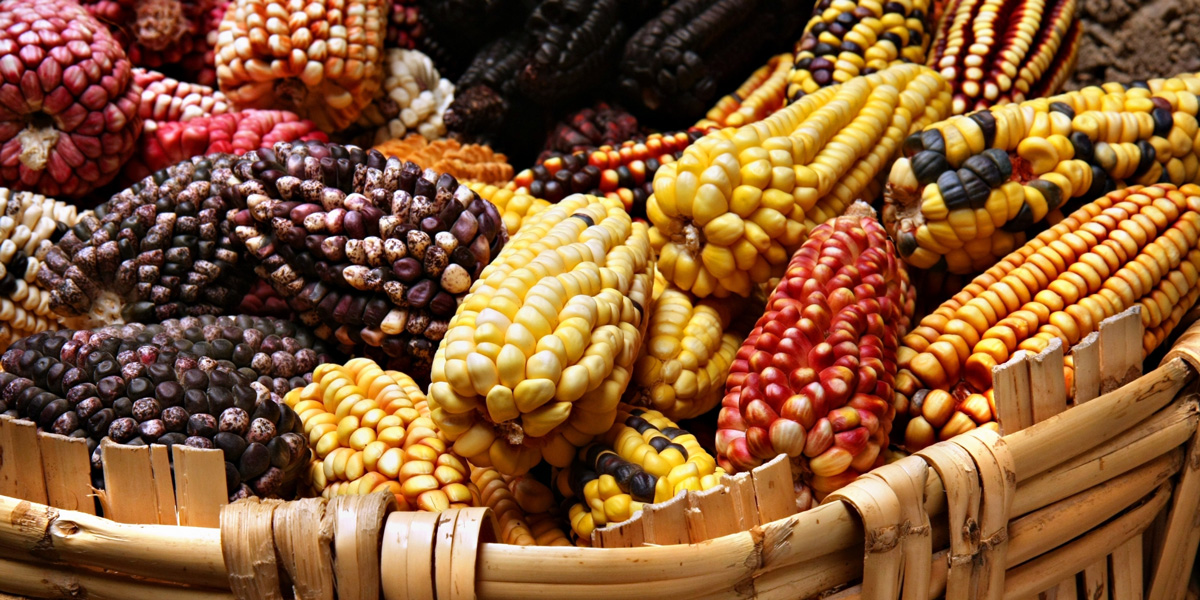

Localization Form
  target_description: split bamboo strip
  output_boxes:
[1099,306,1147,394]
[221,498,284,600]
[1082,562,1109,600]
[0,555,232,600]
[993,350,1035,434]
[1071,332,1102,403]
[331,493,395,600]
[1029,339,1068,424]
[0,494,226,587]
[99,440,161,525]
[172,445,228,528]
[36,432,92,515]
[1110,536,1145,600]
[148,445,176,525]
[1147,422,1200,600]
[0,417,47,504]
[273,498,334,600]
[1002,485,1172,599]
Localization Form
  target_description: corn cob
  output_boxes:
[927,0,1081,115]
[543,102,642,158]
[135,69,232,129]
[440,32,533,136]
[415,0,528,82]
[618,0,808,120]
[471,466,572,546]
[695,53,794,130]
[0,189,79,351]
[373,135,513,184]
[628,270,756,421]
[649,63,952,298]
[428,194,654,476]
[285,358,476,511]
[215,0,385,132]
[510,131,703,213]
[386,0,422,49]
[786,0,934,101]
[465,182,552,237]
[349,48,453,147]
[883,73,1200,273]
[716,202,914,497]
[895,183,1200,450]
[560,405,724,540]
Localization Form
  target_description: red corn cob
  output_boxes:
[716,202,914,498]
[541,102,641,159]
[135,68,231,129]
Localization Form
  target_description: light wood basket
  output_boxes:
[0,307,1199,600]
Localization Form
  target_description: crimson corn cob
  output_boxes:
[928,0,1081,115]
[286,358,475,511]
[696,53,794,130]
[510,131,704,213]
[542,102,642,158]
[628,270,757,421]
[649,63,951,298]
[716,202,913,497]
[883,73,1200,274]
[561,405,724,541]
[471,466,572,546]
[428,194,654,476]
[895,183,1200,450]
[786,0,934,101]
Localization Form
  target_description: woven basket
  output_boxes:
[0,307,1199,600]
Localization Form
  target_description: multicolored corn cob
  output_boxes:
[428,194,654,476]
[716,203,914,497]
[511,131,703,213]
[883,73,1200,274]
[561,406,724,540]
[895,183,1200,450]
[928,0,1082,115]
[628,270,756,421]
[471,466,572,546]
[465,182,552,237]
[786,0,934,101]
[649,63,952,298]
[287,359,476,511]
[695,53,794,130]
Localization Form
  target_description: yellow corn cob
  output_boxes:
[648,63,952,298]
[285,358,475,511]
[466,182,552,237]
[628,270,755,420]
[896,183,1200,450]
[559,405,724,541]
[884,73,1200,274]
[429,194,655,476]
[470,466,572,546]
[787,0,934,101]
[696,53,794,130]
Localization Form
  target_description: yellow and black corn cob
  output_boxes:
[787,0,934,101]
[471,466,572,546]
[466,182,553,237]
[649,62,952,298]
[560,405,724,540]
[895,183,1200,450]
[628,270,756,421]
[696,53,794,130]
[428,194,655,476]
[883,73,1200,274]
[286,358,476,511]
[928,0,1081,115]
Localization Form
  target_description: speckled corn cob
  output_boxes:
[928,0,1081,115]
[787,0,933,101]
[465,182,551,237]
[428,194,654,476]
[351,48,453,146]
[561,405,724,540]
[628,270,754,421]
[286,358,475,511]
[373,135,512,184]
[716,203,914,497]
[883,73,1200,274]
[0,189,79,350]
[695,53,794,130]
[215,0,385,132]
[649,63,951,298]
[510,131,703,213]
[896,183,1200,450]
[471,466,572,546]
[39,154,254,328]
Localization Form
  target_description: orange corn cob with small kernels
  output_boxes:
[716,202,914,498]
[895,183,1200,450]
[696,53,794,130]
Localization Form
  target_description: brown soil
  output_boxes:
[1067,0,1200,89]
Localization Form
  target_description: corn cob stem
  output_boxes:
[649,63,952,298]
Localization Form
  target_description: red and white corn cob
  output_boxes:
[716,202,914,497]
[135,68,231,130]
